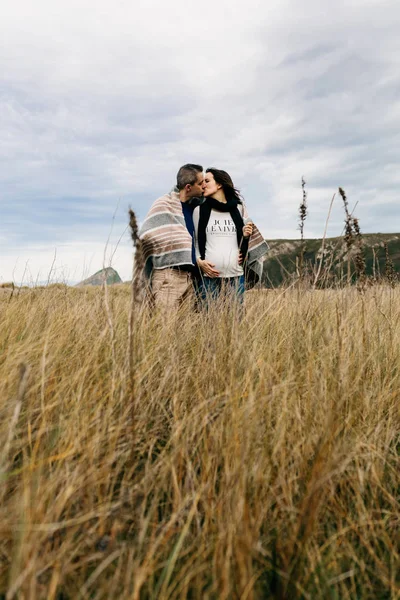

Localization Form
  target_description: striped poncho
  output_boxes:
[139,191,270,285]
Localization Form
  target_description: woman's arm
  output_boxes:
[239,221,253,264]
[243,222,253,237]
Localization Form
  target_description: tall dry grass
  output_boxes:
[0,284,399,599]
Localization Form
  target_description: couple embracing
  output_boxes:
[139,164,269,311]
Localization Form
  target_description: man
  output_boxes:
[139,164,206,310]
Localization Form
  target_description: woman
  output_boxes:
[193,168,269,304]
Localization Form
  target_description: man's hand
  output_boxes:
[243,222,253,238]
[238,251,243,265]
[197,258,219,278]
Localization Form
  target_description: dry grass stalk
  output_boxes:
[312,193,336,289]
[338,187,366,290]
[384,242,397,288]
[297,177,308,282]
[129,209,145,303]
[127,209,146,441]
[339,186,354,287]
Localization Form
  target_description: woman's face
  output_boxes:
[203,172,221,197]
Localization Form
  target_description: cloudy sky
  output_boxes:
[1,0,399,283]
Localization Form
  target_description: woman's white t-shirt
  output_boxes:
[193,207,243,278]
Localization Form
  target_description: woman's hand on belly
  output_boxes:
[197,259,220,278]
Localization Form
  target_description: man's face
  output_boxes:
[186,172,205,199]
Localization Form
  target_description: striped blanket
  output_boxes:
[139,191,269,284]
[139,190,193,279]
[239,201,270,282]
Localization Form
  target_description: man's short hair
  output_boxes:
[176,164,203,190]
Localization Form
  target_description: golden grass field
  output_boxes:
[0,284,399,599]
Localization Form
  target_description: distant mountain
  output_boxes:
[76,267,122,287]
[262,233,400,287]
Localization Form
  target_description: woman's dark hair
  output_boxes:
[206,168,243,204]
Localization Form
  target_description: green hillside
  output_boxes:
[262,233,400,287]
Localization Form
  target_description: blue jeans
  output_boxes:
[196,275,245,307]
